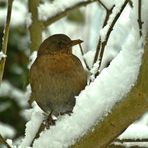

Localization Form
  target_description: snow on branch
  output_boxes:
[39,0,98,28]
[0,51,7,61]
[94,0,130,77]
[93,3,115,65]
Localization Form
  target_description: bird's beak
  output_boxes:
[67,39,83,48]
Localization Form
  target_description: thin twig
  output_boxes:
[95,0,130,77]
[42,0,98,28]
[78,44,90,70]
[98,0,108,10]
[93,2,115,64]
[0,0,13,83]
[138,0,143,37]
[128,0,133,7]
[30,112,55,146]
[115,138,148,143]
[0,134,11,148]
[30,121,46,146]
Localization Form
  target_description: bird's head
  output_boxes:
[38,34,83,55]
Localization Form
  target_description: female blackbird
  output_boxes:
[29,34,87,116]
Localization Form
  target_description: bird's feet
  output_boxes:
[43,112,56,129]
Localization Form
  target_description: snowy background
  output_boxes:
[0,0,148,147]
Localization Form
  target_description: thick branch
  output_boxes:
[0,0,13,82]
[28,0,43,51]
[42,0,98,28]
[72,37,148,147]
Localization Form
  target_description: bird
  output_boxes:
[29,34,87,118]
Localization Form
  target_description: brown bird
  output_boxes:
[29,34,87,117]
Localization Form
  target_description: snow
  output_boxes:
[117,112,148,141]
[38,0,87,21]
[0,51,7,60]
[115,116,148,148]
[114,141,148,148]
[19,102,44,148]
[26,12,32,28]
[119,124,148,140]
[99,1,127,42]
[0,122,16,138]
[28,51,37,69]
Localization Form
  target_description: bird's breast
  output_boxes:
[34,53,81,73]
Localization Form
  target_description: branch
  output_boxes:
[93,2,115,64]
[30,113,55,146]
[128,0,133,7]
[78,44,90,71]
[0,0,13,83]
[0,134,11,148]
[115,138,148,143]
[30,121,46,146]
[109,138,148,148]
[95,0,129,76]
[72,36,148,147]
[28,0,43,51]
[42,0,98,28]
[138,0,143,37]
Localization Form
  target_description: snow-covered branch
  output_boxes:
[96,0,130,75]
[93,4,115,65]
[40,0,98,28]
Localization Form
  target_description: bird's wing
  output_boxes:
[29,53,87,112]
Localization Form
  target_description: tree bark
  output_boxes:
[28,0,43,51]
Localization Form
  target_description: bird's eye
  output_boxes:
[57,42,62,46]
[58,41,65,48]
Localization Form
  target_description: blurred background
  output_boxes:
[0,0,29,140]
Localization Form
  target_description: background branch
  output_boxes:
[28,0,43,51]
[42,0,98,28]
[0,0,13,82]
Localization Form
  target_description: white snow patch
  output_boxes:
[0,51,7,60]
[0,122,16,138]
